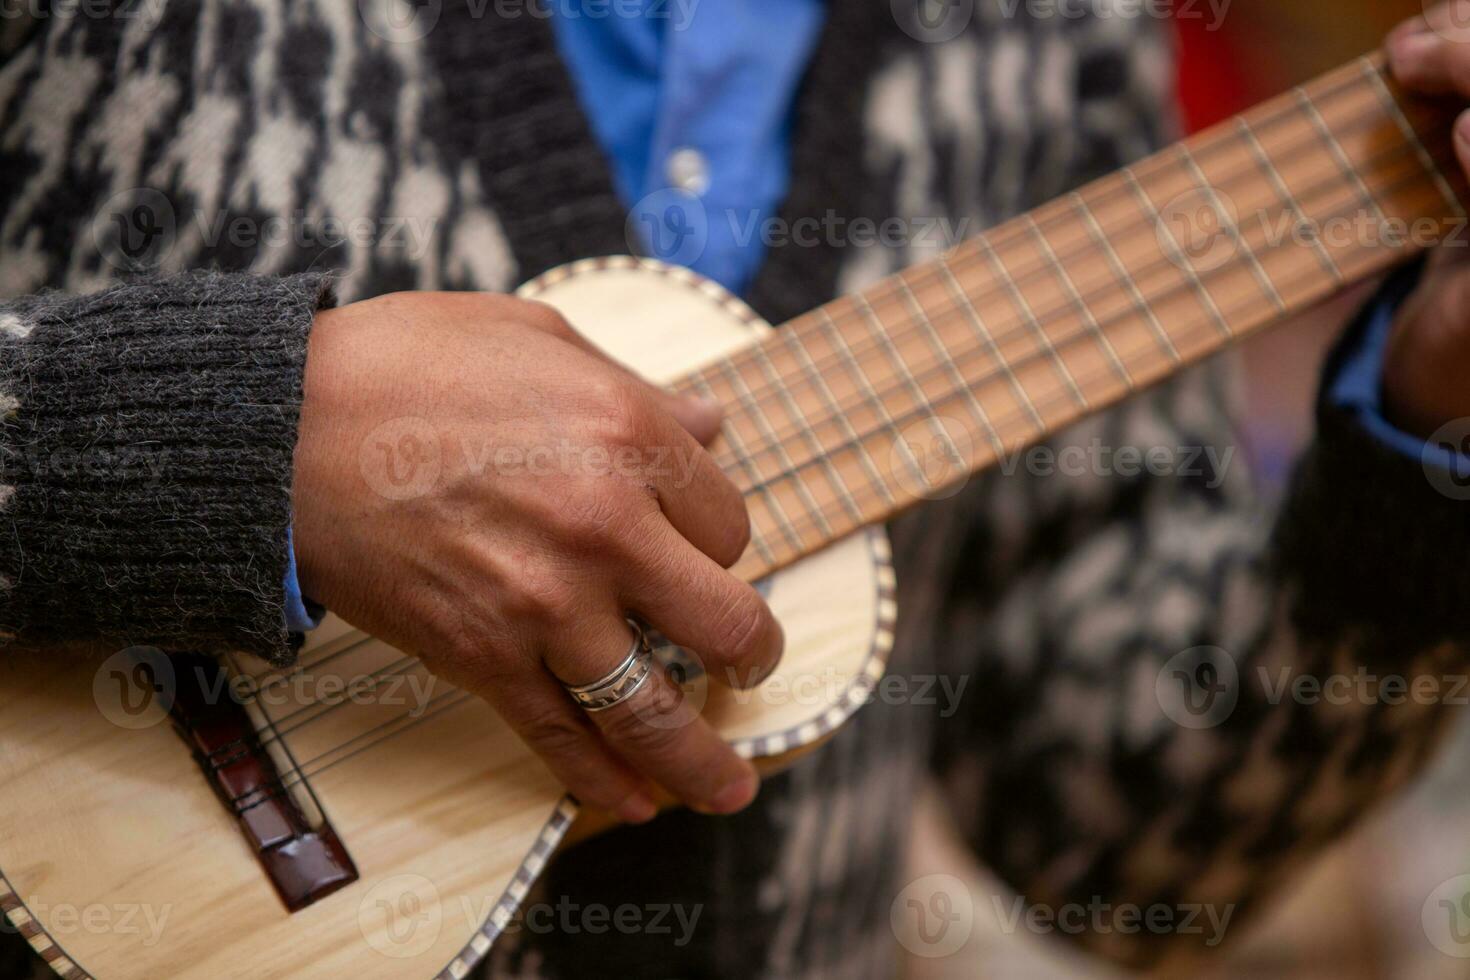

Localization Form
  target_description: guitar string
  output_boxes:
[218,67,1457,781]
[224,166,1446,797]
[703,57,1405,402]
[700,90,1451,467]
[702,127,1437,483]
[725,167,1444,560]
[710,155,1451,544]
[239,60,1402,688]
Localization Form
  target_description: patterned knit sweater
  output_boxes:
[1,2,1467,978]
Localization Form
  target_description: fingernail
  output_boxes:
[705,771,758,814]
[1457,111,1470,149]
[616,793,658,824]
[1390,29,1440,73]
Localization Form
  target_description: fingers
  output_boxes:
[467,666,660,824]
[619,522,784,689]
[626,393,752,568]
[544,615,759,815]
[1388,4,1470,94]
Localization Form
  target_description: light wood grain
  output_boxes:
[0,259,891,979]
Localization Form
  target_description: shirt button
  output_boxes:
[665,147,710,196]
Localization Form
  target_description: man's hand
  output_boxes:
[1383,4,1470,436]
[292,291,782,823]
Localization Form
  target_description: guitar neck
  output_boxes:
[676,54,1468,584]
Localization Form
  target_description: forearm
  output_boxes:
[0,270,331,663]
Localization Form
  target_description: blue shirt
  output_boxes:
[282,9,1459,632]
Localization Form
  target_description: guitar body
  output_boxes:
[0,258,895,980]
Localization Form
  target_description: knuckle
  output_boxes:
[556,490,635,551]
[517,299,573,336]
[502,563,581,625]
[713,592,772,666]
[587,380,652,449]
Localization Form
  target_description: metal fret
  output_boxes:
[1022,214,1133,390]
[1175,144,1286,314]
[1121,164,1236,339]
[778,326,897,509]
[812,306,931,489]
[686,375,789,563]
[974,235,1088,408]
[935,258,1046,433]
[745,344,861,528]
[1236,117,1345,285]
[1359,57,1466,220]
[891,275,1006,455]
[850,295,969,479]
[1070,191,1182,363]
[1295,86,1391,234]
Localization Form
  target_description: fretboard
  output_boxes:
[676,54,1468,584]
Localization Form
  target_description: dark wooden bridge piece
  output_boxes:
[166,653,358,913]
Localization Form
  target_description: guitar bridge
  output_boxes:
[166,653,359,913]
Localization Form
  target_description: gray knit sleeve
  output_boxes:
[0,270,333,665]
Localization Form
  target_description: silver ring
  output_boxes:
[562,619,654,712]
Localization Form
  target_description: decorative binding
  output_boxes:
[167,653,359,913]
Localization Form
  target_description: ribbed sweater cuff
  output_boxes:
[0,271,333,664]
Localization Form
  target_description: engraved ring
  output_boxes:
[562,619,655,712]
